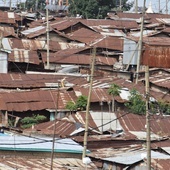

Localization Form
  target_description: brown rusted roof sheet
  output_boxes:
[142,45,170,68]
[118,112,170,137]
[0,26,17,37]
[0,89,77,112]
[93,36,124,51]
[149,72,170,90]
[30,119,77,137]
[67,27,104,44]
[81,19,138,29]
[0,11,21,24]
[4,38,57,51]
[41,52,117,66]
[0,158,97,170]
[50,19,80,31]
[72,111,98,131]
[9,50,39,64]
[0,73,87,89]
[151,159,170,170]
[113,12,170,24]
[74,87,114,103]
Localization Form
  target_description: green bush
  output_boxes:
[21,114,46,129]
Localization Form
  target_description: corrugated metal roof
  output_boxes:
[41,51,117,66]
[0,73,87,89]
[151,159,170,170]
[0,135,85,153]
[102,150,170,165]
[29,119,78,137]
[0,11,21,24]
[67,27,104,44]
[149,72,170,89]
[0,26,16,37]
[81,19,138,29]
[142,45,170,68]
[93,36,123,51]
[118,112,170,137]
[0,89,77,112]
[9,50,39,64]
[0,158,97,170]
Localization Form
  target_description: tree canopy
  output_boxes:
[68,0,133,19]
[125,89,146,115]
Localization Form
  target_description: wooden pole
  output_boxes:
[120,0,122,11]
[50,87,60,170]
[159,0,160,13]
[136,0,146,84]
[82,47,96,159]
[46,5,50,69]
[145,65,151,170]
[166,0,168,14]
[135,0,138,13]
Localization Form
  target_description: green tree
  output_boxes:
[66,101,76,114]
[157,101,170,115]
[108,83,121,112]
[65,95,87,112]
[68,0,133,19]
[125,89,146,115]
[21,114,47,129]
[75,95,87,111]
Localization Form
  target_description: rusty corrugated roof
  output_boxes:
[9,50,39,64]
[67,27,104,44]
[81,19,138,29]
[0,158,97,170]
[41,51,117,66]
[0,26,17,37]
[142,45,170,68]
[0,11,21,24]
[118,112,170,137]
[149,72,170,89]
[30,119,77,137]
[0,89,77,112]
[93,36,123,51]
[0,73,87,89]
[151,159,170,170]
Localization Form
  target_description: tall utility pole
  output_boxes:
[50,87,60,170]
[166,0,168,14]
[9,0,12,10]
[136,0,146,84]
[145,65,151,170]
[36,0,39,11]
[82,47,96,159]
[159,0,160,13]
[119,0,122,11]
[135,0,138,13]
[46,1,50,69]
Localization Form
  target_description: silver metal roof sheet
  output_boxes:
[103,150,170,165]
[21,26,45,35]
[0,135,85,153]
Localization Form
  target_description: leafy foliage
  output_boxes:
[157,101,170,115]
[21,114,47,129]
[68,0,133,19]
[65,95,87,112]
[108,83,121,97]
[75,95,87,111]
[66,101,76,112]
[108,83,121,112]
[125,89,146,115]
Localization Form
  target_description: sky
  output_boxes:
[129,0,169,13]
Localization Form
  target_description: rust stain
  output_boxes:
[142,46,170,68]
